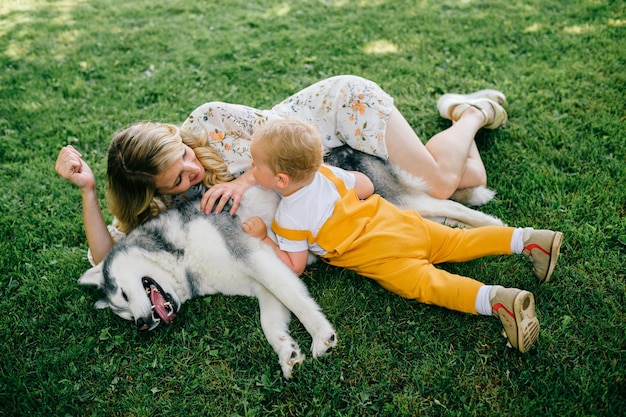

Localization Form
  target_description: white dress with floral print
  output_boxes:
[181,75,394,177]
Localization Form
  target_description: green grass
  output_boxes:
[1,0,625,415]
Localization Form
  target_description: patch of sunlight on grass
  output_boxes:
[21,101,42,112]
[524,23,545,33]
[1,0,82,32]
[1,0,84,58]
[57,29,80,45]
[0,2,35,38]
[264,3,291,18]
[607,19,626,27]
[563,24,595,34]
[322,0,390,7]
[5,40,32,60]
[363,39,398,54]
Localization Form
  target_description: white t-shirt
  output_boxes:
[274,166,355,256]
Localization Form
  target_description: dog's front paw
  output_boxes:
[279,347,305,379]
[311,331,337,358]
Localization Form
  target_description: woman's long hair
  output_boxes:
[107,122,233,233]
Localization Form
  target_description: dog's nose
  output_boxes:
[136,317,149,331]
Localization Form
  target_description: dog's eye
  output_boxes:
[121,291,129,302]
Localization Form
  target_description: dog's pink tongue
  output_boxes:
[150,285,176,324]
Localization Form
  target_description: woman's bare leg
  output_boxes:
[385,106,489,199]
[461,139,487,189]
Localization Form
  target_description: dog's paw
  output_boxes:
[311,331,337,358]
[279,347,305,379]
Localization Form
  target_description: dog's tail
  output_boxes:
[450,186,496,207]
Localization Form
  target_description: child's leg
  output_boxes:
[361,259,483,314]
[424,221,563,282]
[424,221,515,264]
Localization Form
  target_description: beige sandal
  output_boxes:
[437,89,507,124]
[451,98,508,129]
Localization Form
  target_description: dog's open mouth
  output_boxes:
[142,277,177,327]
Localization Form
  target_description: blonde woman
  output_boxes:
[56,75,507,265]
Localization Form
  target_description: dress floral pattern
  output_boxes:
[181,75,394,177]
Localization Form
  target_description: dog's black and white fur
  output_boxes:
[78,147,503,378]
[79,186,337,379]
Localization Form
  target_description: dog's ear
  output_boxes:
[78,263,105,289]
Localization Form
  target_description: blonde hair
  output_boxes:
[251,119,323,183]
[107,122,233,233]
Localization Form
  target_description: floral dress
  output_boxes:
[181,75,394,177]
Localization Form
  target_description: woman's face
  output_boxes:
[154,145,204,195]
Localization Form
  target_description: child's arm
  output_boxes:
[242,216,309,276]
[350,171,375,199]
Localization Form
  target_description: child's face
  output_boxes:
[250,146,279,190]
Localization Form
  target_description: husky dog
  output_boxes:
[79,186,337,379]
[78,147,502,378]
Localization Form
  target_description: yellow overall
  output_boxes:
[272,166,515,314]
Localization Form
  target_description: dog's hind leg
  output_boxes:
[397,194,505,228]
[256,289,305,379]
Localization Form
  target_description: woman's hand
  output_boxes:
[200,170,257,215]
[55,145,96,191]
[242,216,268,239]
[55,145,115,265]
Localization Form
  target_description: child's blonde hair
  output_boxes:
[251,119,324,183]
[107,122,233,233]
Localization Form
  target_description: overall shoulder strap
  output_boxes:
[318,165,348,196]
[271,219,315,243]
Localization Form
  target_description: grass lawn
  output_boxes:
[1,0,624,415]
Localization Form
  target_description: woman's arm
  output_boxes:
[56,146,115,264]
[242,216,309,276]
[81,186,115,265]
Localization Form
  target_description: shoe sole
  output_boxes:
[542,232,563,283]
[512,291,539,353]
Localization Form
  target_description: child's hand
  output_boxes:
[242,216,268,240]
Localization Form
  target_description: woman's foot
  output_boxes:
[437,90,508,129]
[453,99,508,129]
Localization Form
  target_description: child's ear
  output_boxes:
[276,173,290,189]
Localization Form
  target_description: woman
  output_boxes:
[55,75,507,265]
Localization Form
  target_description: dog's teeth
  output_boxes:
[145,288,150,295]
